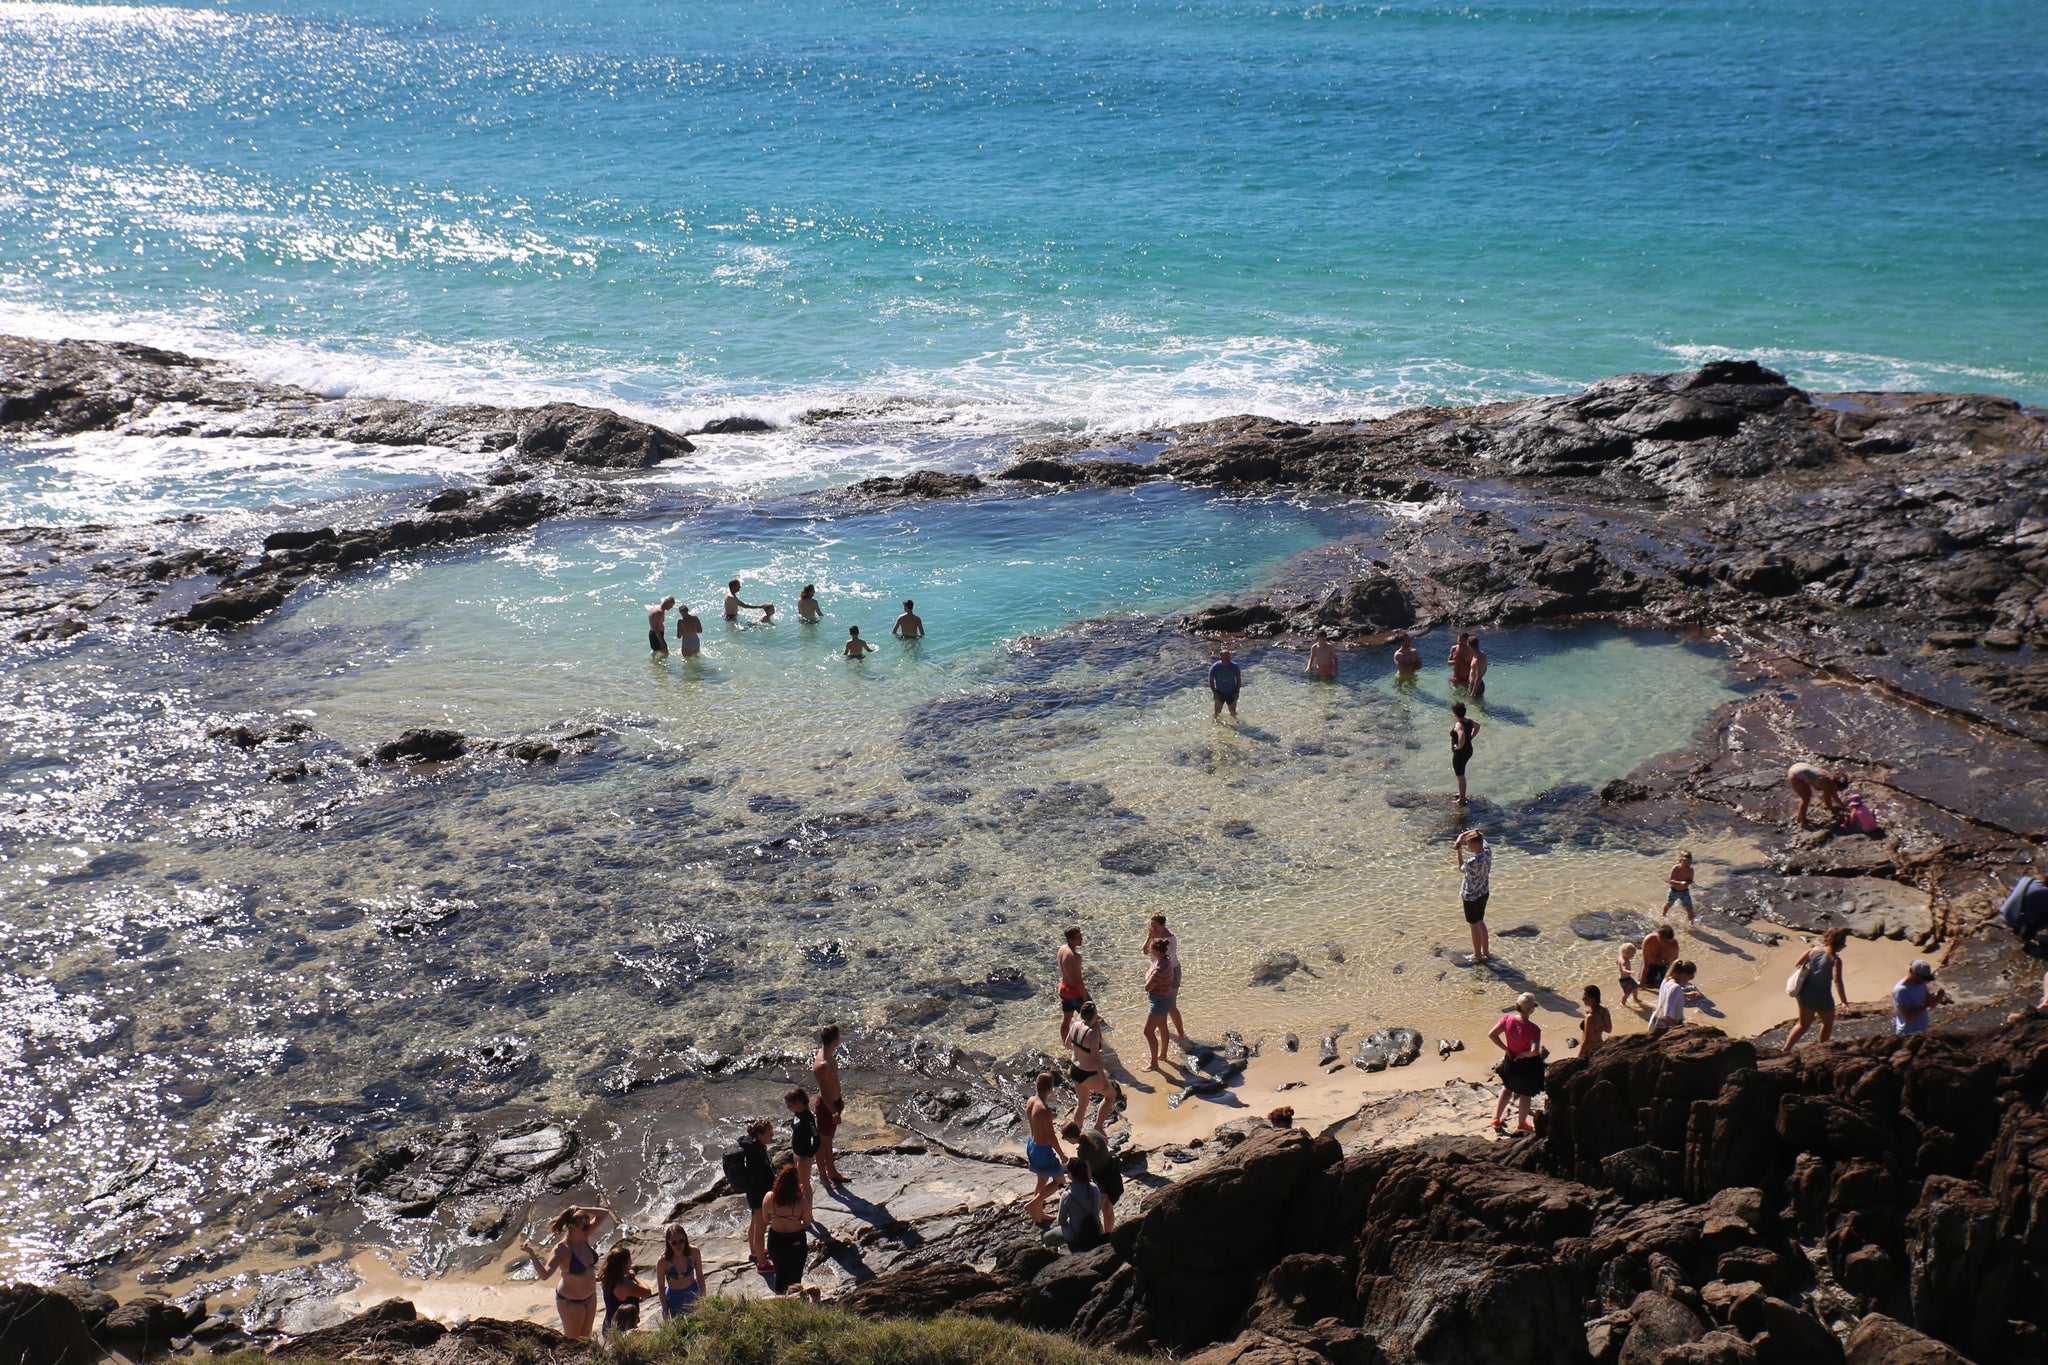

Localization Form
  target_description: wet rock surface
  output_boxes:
[0,336,692,466]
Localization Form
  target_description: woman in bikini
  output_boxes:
[654,1222,704,1322]
[761,1164,814,1294]
[520,1205,609,1339]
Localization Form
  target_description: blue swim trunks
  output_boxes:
[1025,1139,1063,1178]
[1665,886,1693,910]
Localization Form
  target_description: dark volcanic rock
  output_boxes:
[271,1298,446,1356]
[373,729,468,763]
[850,470,986,499]
[0,336,691,466]
[0,1283,102,1365]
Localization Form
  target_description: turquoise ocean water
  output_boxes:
[1,0,2043,439]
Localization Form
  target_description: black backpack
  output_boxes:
[721,1144,750,1192]
[2002,877,2048,960]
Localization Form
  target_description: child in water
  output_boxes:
[844,625,876,657]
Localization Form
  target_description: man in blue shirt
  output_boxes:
[1208,649,1242,721]
[1892,960,1949,1034]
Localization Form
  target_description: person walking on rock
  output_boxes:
[1488,992,1543,1134]
[1455,829,1492,966]
[1780,927,1849,1053]
[1893,959,1949,1035]
[1023,1072,1067,1226]
[1066,1000,1114,1132]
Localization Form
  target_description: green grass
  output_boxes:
[604,1297,1140,1365]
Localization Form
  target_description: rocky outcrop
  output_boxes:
[849,470,986,498]
[845,1016,2048,1364]
[0,336,693,467]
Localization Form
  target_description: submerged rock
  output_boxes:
[373,728,468,763]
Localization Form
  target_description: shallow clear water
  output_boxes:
[0,478,1753,1280]
[1,0,2042,436]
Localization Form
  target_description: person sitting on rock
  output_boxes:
[1788,762,1849,828]
[1053,1157,1104,1252]
[1063,1121,1122,1235]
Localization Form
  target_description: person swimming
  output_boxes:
[844,625,877,657]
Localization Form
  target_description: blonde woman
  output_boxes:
[520,1205,609,1339]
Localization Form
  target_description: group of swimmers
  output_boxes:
[646,578,925,659]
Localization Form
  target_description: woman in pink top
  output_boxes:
[1488,993,1545,1135]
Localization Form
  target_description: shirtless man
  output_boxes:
[892,599,924,640]
[1139,914,1185,1043]
[1663,851,1697,924]
[811,1026,848,1191]
[1065,1001,1114,1132]
[1305,637,1338,680]
[1467,635,1489,695]
[1788,763,1848,828]
[844,626,877,658]
[1056,927,1089,1042]
[723,578,772,622]
[1639,925,1680,994]
[1448,632,1474,688]
[647,596,676,656]
[1022,1072,1067,1225]
[1393,634,1422,677]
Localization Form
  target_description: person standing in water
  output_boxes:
[844,626,877,657]
[1467,635,1489,696]
[812,1026,848,1191]
[1448,632,1474,688]
[796,584,824,623]
[1450,701,1479,805]
[521,1205,610,1339]
[723,578,773,622]
[1139,913,1186,1044]
[1306,637,1338,680]
[1209,648,1242,720]
[1023,1071,1067,1226]
[1640,925,1679,993]
[1663,851,1697,924]
[647,596,675,656]
[1057,926,1089,1041]
[1455,829,1492,966]
[1393,634,1422,677]
[673,604,703,659]
[1140,937,1177,1073]
[893,599,924,639]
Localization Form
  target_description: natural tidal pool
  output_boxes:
[0,481,1758,1280]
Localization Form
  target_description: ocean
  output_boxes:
[1,0,2043,455]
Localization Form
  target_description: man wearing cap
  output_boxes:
[1892,960,1950,1035]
